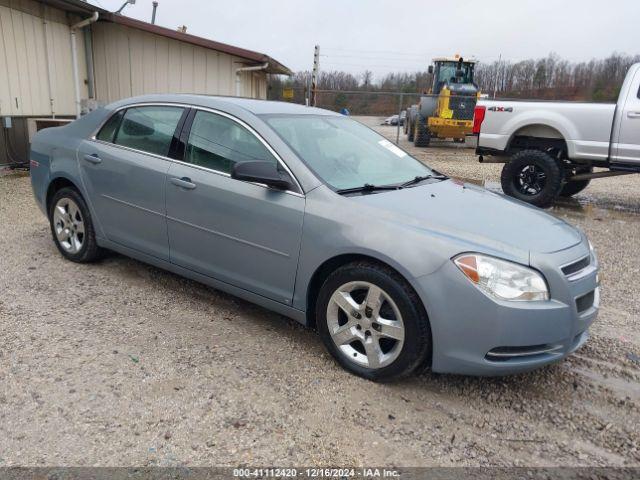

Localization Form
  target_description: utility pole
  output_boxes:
[493,53,502,99]
[151,1,158,24]
[310,45,320,107]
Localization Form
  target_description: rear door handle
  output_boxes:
[170,177,197,190]
[83,153,102,164]
[628,112,640,119]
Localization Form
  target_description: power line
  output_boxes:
[322,61,426,69]
[321,53,428,60]
[321,54,428,64]
[322,47,433,57]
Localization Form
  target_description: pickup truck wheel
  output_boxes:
[501,150,563,208]
[560,166,592,197]
[316,261,432,381]
[414,117,430,147]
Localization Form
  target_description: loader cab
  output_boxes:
[429,57,476,94]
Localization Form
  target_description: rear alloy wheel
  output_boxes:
[501,150,563,208]
[52,197,86,255]
[49,187,104,262]
[316,262,431,381]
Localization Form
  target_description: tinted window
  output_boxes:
[185,110,277,174]
[96,110,124,142]
[113,106,184,157]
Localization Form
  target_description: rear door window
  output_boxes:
[184,110,277,174]
[113,106,184,157]
[96,110,124,142]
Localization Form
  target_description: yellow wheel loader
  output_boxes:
[409,55,480,147]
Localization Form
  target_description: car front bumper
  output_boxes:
[417,240,599,376]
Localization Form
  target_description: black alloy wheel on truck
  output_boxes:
[501,150,564,208]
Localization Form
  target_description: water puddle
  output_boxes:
[455,176,640,222]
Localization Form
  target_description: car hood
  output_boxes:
[350,179,582,260]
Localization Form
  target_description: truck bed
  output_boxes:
[478,99,616,162]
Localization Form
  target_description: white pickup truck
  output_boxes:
[474,63,640,207]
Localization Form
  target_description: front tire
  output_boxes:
[501,150,563,208]
[49,187,104,263]
[560,166,592,197]
[316,261,431,381]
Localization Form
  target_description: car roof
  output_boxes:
[105,94,341,116]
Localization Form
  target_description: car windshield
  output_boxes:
[263,115,433,190]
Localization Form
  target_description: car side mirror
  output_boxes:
[231,161,292,191]
[428,66,434,75]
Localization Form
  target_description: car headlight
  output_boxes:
[453,253,549,302]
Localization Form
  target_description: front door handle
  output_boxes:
[170,177,197,190]
[83,153,102,164]
[628,111,640,119]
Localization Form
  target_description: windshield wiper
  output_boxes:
[336,183,400,195]
[400,173,448,188]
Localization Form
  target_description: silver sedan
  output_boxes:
[30,95,599,380]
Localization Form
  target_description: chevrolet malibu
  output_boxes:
[29,95,600,381]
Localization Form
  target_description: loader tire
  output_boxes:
[413,116,430,147]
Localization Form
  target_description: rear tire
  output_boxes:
[49,187,105,263]
[501,150,563,208]
[316,261,431,382]
[560,166,592,197]
[413,116,430,147]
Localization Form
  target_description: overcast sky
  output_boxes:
[90,0,639,80]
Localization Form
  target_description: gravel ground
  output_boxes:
[1,118,639,467]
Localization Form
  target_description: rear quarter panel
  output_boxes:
[29,109,110,228]
[479,100,616,161]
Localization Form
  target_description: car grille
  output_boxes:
[561,256,590,276]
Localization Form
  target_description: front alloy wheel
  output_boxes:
[327,281,405,369]
[316,261,431,381]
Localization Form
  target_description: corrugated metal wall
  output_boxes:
[92,22,268,103]
[0,0,270,164]
[0,0,87,117]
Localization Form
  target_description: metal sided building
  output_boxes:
[0,0,291,165]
